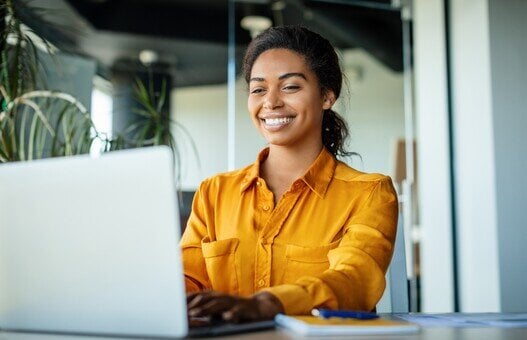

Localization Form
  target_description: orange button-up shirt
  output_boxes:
[181,147,398,315]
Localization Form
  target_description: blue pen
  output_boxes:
[311,308,379,320]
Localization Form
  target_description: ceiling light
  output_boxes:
[240,15,273,39]
[139,49,159,66]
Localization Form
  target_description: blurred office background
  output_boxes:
[6,0,526,314]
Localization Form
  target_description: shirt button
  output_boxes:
[262,205,270,211]
[256,181,261,186]
[258,279,265,287]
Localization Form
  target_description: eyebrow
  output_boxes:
[249,72,307,82]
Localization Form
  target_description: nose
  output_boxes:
[263,89,283,110]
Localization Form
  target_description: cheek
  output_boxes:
[247,97,260,118]
[306,100,326,126]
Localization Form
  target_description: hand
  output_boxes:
[186,290,284,323]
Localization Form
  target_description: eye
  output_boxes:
[250,87,265,94]
[283,84,300,92]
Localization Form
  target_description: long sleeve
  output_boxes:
[180,181,212,293]
[179,148,399,313]
[262,177,398,314]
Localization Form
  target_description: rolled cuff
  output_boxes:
[261,284,313,315]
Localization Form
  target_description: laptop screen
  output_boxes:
[0,147,188,337]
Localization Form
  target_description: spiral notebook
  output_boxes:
[275,314,420,336]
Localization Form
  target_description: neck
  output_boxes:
[263,142,323,182]
[259,141,324,204]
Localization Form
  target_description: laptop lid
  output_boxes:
[0,146,188,338]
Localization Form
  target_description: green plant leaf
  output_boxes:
[27,113,36,160]
[156,78,167,113]
[17,105,29,161]
[136,122,152,148]
[51,101,70,157]
[131,108,153,118]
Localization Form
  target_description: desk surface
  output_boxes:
[1,327,527,340]
[2,314,527,340]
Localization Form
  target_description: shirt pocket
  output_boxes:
[282,240,340,284]
[201,237,240,294]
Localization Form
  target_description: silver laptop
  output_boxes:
[0,147,188,337]
[0,146,275,338]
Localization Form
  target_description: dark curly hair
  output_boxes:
[242,25,352,158]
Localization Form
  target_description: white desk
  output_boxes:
[2,314,527,340]
[1,327,527,340]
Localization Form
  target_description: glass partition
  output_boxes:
[228,0,419,311]
[14,0,420,311]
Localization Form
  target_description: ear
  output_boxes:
[322,90,336,110]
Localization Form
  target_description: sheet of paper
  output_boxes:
[393,313,527,328]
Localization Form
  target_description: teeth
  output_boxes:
[264,117,294,126]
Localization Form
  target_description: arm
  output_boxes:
[180,181,212,293]
[182,174,286,321]
[263,177,398,314]
[182,179,284,321]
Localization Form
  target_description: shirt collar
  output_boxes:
[240,148,269,193]
[240,147,336,198]
[302,147,336,198]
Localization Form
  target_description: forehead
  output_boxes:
[251,48,311,77]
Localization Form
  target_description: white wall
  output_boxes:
[338,49,405,175]
[171,85,229,190]
[488,0,527,312]
[449,0,527,313]
[414,0,527,313]
[450,0,501,312]
[413,0,455,313]
[171,48,405,190]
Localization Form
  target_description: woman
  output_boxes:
[181,26,398,322]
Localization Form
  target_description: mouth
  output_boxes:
[261,116,295,127]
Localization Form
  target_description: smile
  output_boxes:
[262,117,295,126]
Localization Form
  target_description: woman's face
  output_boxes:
[248,48,334,150]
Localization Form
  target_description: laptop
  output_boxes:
[0,146,274,338]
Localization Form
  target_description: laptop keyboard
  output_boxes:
[188,317,275,337]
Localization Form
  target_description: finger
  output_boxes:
[222,300,259,323]
[190,296,235,316]
[188,296,237,317]
[186,292,201,305]
[186,289,212,304]
[222,305,244,323]
[187,291,218,310]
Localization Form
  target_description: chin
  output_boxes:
[263,137,298,148]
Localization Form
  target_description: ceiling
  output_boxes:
[29,0,404,87]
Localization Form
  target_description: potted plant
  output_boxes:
[0,0,195,166]
[0,0,100,161]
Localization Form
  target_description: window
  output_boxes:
[90,76,113,155]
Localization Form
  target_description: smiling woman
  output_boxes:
[248,49,331,158]
[181,26,398,323]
